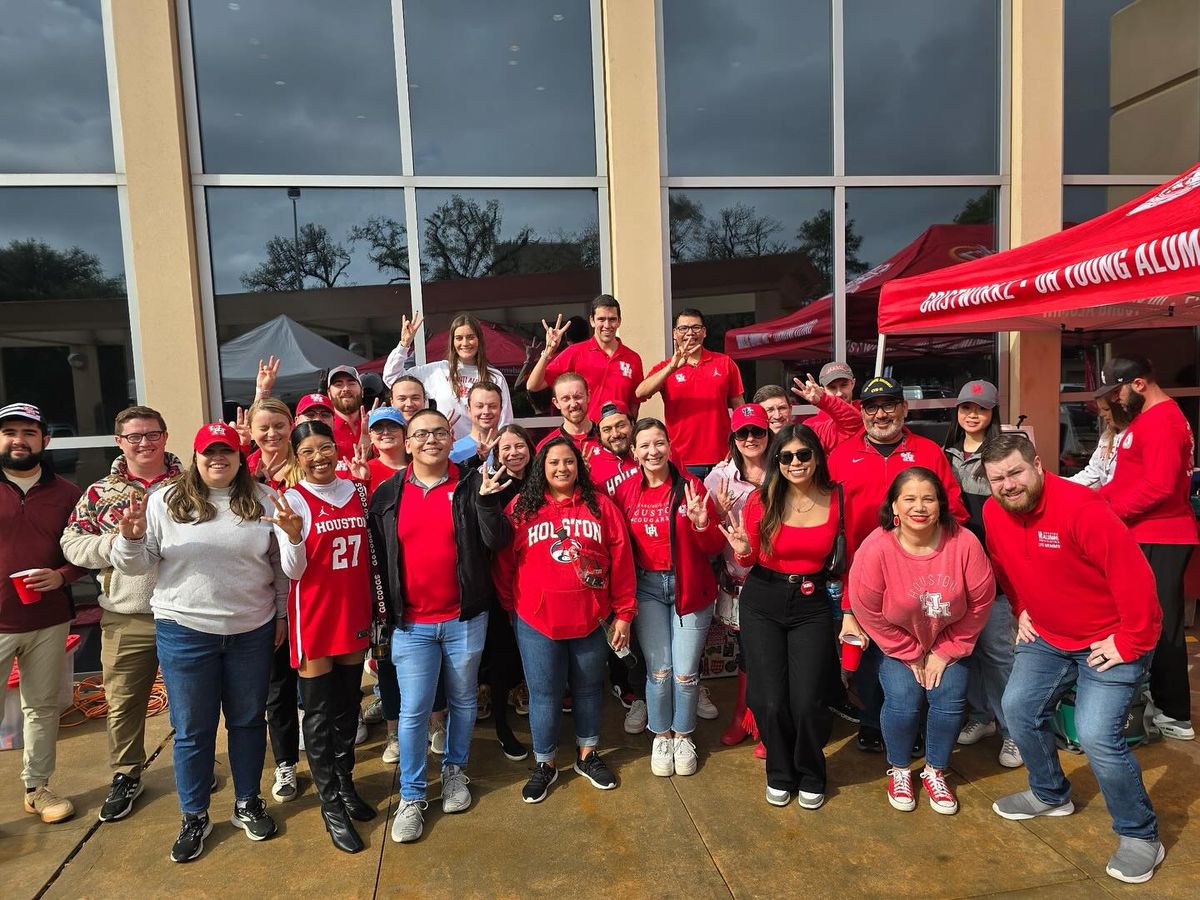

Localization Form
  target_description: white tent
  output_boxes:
[219,314,367,403]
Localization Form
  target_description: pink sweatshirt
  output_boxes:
[848,525,995,663]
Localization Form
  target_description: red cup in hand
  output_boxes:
[10,570,42,605]
[841,634,865,672]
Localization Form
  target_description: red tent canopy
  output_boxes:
[359,318,529,375]
[878,163,1200,335]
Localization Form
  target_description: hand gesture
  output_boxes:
[683,480,711,529]
[1016,609,1039,644]
[256,355,280,398]
[263,491,303,544]
[922,652,949,689]
[357,407,372,452]
[790,372,824,405]
[117,494,147,541]
[349,443,371,482]
[713,477,736,519]
[667,343,689,372]
[524,335,544,363]
[227,407,250,448]
[476,428,499,461]
[479,464,513,496]
[1087,634,1125,672]
[446,409,462,434]
[399,313,424,349]
[717,509,752,557]
[541,314,568,356]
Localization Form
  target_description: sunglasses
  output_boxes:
[734,426,767,440]
[777,448,815,466]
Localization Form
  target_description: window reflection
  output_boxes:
[662,0,832,175]
[0,0,113,173]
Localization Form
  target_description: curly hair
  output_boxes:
[511,436,601,523]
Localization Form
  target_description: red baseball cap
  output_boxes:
[193,422,239,454]
[598,400,631,423]
[730,403,769,432]
[295,393,334,416]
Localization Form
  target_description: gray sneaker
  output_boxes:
[1105,836,1165,884]
[390,799,427,843]
[441,764,472,814]
[992,789,1075,820]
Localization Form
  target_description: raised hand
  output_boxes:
[399,313,425,349]
[683,480,711,529]
[263,491,303,544]
[476,428,499,460]
[228,407,250,447]
[717,509,752,557]
[667,343,689,372]
[357,407,372,452]
[349,443,372,482]
[541,314,568,356]
[479,463,513,496]
[117,494,147,541]
[446,409,462,434]
[713,476,736,519]
[256,355,280,398]
[790,372,824,405]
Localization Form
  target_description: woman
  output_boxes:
[614,419,723,777]
[718,424,839,810]
[265,421,374,854]
[848,467,995,816]
[1069,393,1132,489]
[383,312,513,441]
[112,422,286,863]
[704,404,770,755]
[483,437,636,804]
[246,398,298,492]
[942,381,1020,769]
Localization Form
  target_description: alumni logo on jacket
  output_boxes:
[1037,530,1061,550]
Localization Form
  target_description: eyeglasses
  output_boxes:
[118,431,164,445]
[674,324,704,334]
[777,448,815,466]
[862,401,901,415]
[299,410,334,420]
[734,426,767,441]
[297,442,337,460]
[409,428,451,443]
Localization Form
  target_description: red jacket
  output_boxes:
[984,473,1162,661]
[496,490,636,639]
[589,447,639,498]
[801,394,862,454]
[1,468,87,633]
[612,471,724,617]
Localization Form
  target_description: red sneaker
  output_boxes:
[887,767,916,811]
[920,767,959,815]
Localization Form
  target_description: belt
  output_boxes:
[751,566,826,585]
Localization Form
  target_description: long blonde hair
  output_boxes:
[247,397,301,488]
[445,313,492,386]
[166,453,264,524]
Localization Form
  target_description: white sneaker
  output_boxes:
[766,785,791,807]
[651,734,675,776]
[624,700,648,735]
[797,790,825,810]
[390,799,427,843]
[362,696,384,725]
[999,737,1024,768]
[270,763,298,803]
[429,724,447,756]
[673,736,698,776]
[957,719,997,745]
[440,764,471,814]
[354,715,368,746]
[696,686,718,720]
[1151,712,1195,741]
[382,734,400,764]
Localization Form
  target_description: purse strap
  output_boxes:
[352,480,389,628]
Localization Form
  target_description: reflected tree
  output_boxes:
[240,224,351,292]
[953,191,995,226]
[669,193,707,262]
[795,209,867,296]
[703,203,789,259]
[423,195,532,280]
[348,216,411,283]
[0,239,124,301]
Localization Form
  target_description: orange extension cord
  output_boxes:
[58,671,170,728]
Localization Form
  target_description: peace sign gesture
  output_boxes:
[717,509,752,557]
[227,407,250,448]
[263,491,304,544]
[399,313,425,350]
[256,355,280,398]
[683,480,712,530]
[667,342,689,372]
[349,442,372,483]
[541,314,568,355]
[117,493,147,541]
[479,464,513,497]
[790,372,824,405]
[712,476,736,519]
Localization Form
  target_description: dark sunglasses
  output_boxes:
[734,426,768,440]
[777,448,815,466]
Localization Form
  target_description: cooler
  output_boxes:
[0,633,82,751]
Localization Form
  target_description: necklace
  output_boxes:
[790,496,816,514]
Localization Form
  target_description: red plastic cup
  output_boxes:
[841,634,865,672]
[10,570,42,604]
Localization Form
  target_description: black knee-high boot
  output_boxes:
[331,663,375,821]
[298,673,363,854]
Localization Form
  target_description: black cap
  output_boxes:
[1094,357,1151,398]
[859,376,904,402]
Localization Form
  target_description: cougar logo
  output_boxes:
[550,537,582,563]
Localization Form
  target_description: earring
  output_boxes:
[892,515,900,527]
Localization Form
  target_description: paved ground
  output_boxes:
[2,636,1198,899]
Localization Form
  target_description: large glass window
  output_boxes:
[0,0,113,173]
[661,0,832,176]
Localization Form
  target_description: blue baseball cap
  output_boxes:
[368,407,407,429]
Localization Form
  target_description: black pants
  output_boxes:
[606,618,646,700]
[739,568,836,794]
[266,639,299,766]
[483,605,525,734]
[1142,543,1194,722]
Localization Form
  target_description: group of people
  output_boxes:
[0,294,1194,884]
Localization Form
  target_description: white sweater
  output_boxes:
[382,343,513,441]
[110,484,288,635]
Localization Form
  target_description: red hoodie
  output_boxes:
[612,471,725,616]
[984,473,1162,661]
[589,447,639,498]
[496,489,636,639]
[801,393,863,454]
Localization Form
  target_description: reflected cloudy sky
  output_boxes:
[847,185,994,270]
[1063,0,1129,174]
[0,187,125,280]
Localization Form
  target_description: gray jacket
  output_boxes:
[943,444,989,539]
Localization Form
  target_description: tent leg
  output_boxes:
[874,334,887,377]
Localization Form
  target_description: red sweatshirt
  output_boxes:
[801,394,863,454]
[535,422,602,463]
[848,525,995,663]
[589,447,639,498]
[733,490,840,575]
[1098,399,1199,545]
[496,490,636,639]
[984,473,1162,661]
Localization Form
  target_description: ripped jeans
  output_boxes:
[636,570,714,735]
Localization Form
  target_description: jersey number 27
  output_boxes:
[331,535,362,570]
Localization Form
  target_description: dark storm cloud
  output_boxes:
[0,187,125,278]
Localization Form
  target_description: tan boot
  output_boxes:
[24,785,75,824]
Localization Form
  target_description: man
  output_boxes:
[751,385,792,434]
[390,376,427,423]
[326,365,367,464]
[61,406,182,822]
[797,361,863,452]
[830,377,968,751]
[526,295,645,422]
[450,381,504,466]
[535,373,602,460]
[980,433,1165,885]
[0,402,87,824]
[637,309,745,478]
[1095,357,1198,740]
[295,392,337,426]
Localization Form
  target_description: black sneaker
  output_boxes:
[830,701,862,725]
[98,773,143,822]
[857,726,884,753]
[170,812,212,863]
[574,752,617,790]
[521,763,558,804]
[231,797,277,841]
[499,734,529,762]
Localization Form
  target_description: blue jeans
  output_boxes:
[156,618,274,814]
[965,595,1015,735]
[1002,638,1157,840]
[878,652,969,769]
[391,613,487,801]
[515,616,608,765]
[636,570,714,735]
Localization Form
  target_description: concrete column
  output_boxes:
[110,2,209,454]
[1009,0,1064,470]
[601,0,668,417]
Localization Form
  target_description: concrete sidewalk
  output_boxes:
[3,638,1198,899]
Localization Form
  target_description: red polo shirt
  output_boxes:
[648,349,744,467]
[544,337,644,422]
[396,464,460,623]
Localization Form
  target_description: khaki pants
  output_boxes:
[0,622,69,788]
[100,610,159,777]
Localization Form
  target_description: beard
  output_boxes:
[995,476,1043,514]
[331,392,361,415]
[603,435,630,456]
[1,447,44,471]
[865,420,903,443]
[1120,390,1145,417]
